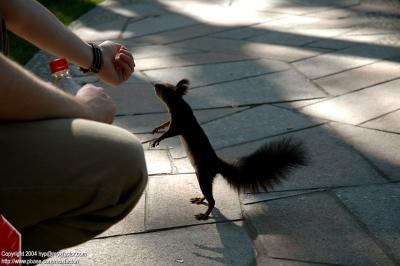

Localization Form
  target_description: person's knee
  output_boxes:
[113,130,148,196]
[102,125,148,211]
[73,120,148,215]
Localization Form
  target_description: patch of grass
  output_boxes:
[9,0,103,65]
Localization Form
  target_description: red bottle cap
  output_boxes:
[49,58,69,73]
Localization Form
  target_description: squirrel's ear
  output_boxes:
[177,79,190,87]
[176,85,188,96]
[176,79,189,95]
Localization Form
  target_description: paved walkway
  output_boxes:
[28,0,400,265]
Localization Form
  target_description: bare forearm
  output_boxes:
[0,0,135,87]
[0,53,87,121]
[0,0,92,69]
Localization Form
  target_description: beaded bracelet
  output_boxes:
[79,43,103,74]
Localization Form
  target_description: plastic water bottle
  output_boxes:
[49,58,80,95]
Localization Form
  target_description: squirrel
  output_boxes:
[151,79,308,220]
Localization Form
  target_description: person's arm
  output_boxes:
[0,53,115,123]
[0,0,134,85]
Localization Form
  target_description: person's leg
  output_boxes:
[0,118,147,252]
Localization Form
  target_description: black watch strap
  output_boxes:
[79,43,103,74]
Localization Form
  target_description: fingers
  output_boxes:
[116,47,135,78]
[97,41,136,85]
[118,52,135,70]
[115,55,133,81]
[119,46,134,62]
[115,60,131,81]
[116,53,134,70]
[75,83,116,124]
[78,83,110,99]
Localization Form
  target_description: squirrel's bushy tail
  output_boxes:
[218,138,308,192]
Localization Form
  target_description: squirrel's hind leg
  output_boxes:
[194,179,215,220]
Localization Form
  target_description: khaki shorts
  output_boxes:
[0,118,147,253]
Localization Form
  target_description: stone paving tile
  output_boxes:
[135,52,256,71]
[229,0,356,15]
[212,26,271,41]
[298,16,364,31]
[362,110,400,133]
[97,193,146,237]
[209,14,293,40]
[114,113,168,134]
[307,33,400,51]
[73,75,99,85]
[114,107,246,133]
[273,98,327,109]
[42,222,255,266]
[256,256,327,266]
[241,188,325,205]
[122,13,199,39]
[146,174,242,230]
[158,0,230,8]
[301,78,400,125]
[96,80,165,115]
[344,28,399,36]
[248,31,320,47]
[70,17,127,42]
[175,37,325,62]
[69,3,127,29]
[306,38,356,50]
[293,44,400,79]
[144,149,172,175]
[306,0,360,8]
[25,51,56,81]
[73,1,167,37]
[157,137,184,159]
[173,157,195,174]
[244,192,395,266]
[264,5,333,16]
[330,122,400,181]
[123,43,202,59]
[335,183,400,263]
[185,69,327,109]
[135,23,229,44]
[352,0,400,17]
[306,7,356,19]
[255,15,323,29]
[158,0,280,26]
[245,26,350,47]
[314,59,400,96]
[100,2,167,18]
[202,104,318,149]
[217,125,385,191]
[142,58,289,87]
[140,136,186,159]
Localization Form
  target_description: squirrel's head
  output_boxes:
[154,79,189,104]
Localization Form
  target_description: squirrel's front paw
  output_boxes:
[151,139,160,148]
[152,128,160,135]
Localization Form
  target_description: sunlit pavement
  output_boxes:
[27,0,400,265]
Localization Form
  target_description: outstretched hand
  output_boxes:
[97,41,135,86]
